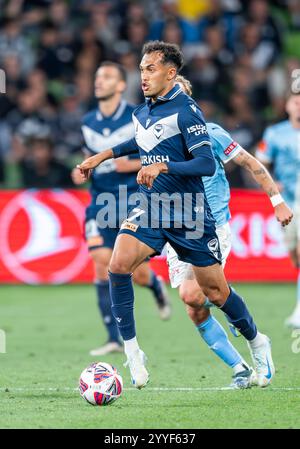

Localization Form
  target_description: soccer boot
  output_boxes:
[247,334,275,387]
[156,276,172,320]
[230,365,257,389]
[124,349,149,389]
[89,341,123,356]
[285,304,300,329]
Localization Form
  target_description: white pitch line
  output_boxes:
[1,387,300,392]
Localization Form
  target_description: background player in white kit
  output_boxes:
[256,92,300,329]
[168,76,293,387]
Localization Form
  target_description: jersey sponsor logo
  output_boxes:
[190,104,197,113]
[257,140,267,153]
[224,141,238,156]
[140,154,170,165]
[120,220,139,232]
[0,190,89,284]
[187,124,207,136]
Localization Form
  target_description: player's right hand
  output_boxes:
[76,154,103,181]
[71,167,87,185]
[274,202,293,227]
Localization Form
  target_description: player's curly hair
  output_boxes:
[142,40,184,72]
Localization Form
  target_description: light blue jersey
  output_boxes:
[203,123,243,227]
[256,120,300,208]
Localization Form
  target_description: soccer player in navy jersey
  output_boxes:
[77,42,277,389]
[72,61,171,357]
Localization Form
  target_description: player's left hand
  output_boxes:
[274,202,293,227]
[136,163,164,189]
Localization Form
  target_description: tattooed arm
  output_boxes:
[232,148,293,227]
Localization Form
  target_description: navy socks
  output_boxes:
[220,287,257,341]
[109,272,136,341]
[147,270,165,306]
[95,281,120,344]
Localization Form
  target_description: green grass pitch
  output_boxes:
[0,283,299,429]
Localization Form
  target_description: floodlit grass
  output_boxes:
[0,283,299,429]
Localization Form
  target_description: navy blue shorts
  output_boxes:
[85,217,119,251]
[119,221,222,267]
[85,205,120,251]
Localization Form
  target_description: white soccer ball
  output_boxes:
[79,362,123,406]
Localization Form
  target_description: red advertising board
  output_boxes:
[0,189,296,284]
[225,189,296,282]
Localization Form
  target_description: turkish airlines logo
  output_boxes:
[230,213,288,258]
[0,190,89,284]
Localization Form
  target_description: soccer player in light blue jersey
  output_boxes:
[256,92,300,329]
[72,62,171,357]
[77,42,287,389]
[167,75,293,388]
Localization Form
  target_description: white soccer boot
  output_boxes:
[89,341,123,356]
[247,334,275,387]
[124,349,149,389]
[230,364,257,389]
[285,304,300,329]
[156,276,172,320]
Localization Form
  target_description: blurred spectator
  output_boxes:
[119,50,142,104]
[7,87,58,163]
[205,25,234,68]
[37,20,76,79]
[149,0,199,43]
[0,16,35,75]
[91,2,119,50]
[0,0,298,190]
[56,85,85,157]
[0,53,25,117]
[235,22,278,70]
[186,45,222,102]
[197,0,242,50]
[18,136,73,188]
[161,18,183,46]
[247,0,282,52]
[287,0,300,30]
[198,98,220,122]
[125,18,149,55]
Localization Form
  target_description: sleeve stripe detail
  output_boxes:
[188,141,211,153]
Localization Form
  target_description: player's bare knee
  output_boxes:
[109,256,132,274]
[179,285,205,308]
[186,305,210,325]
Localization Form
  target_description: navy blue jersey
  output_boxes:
[81,100,138,205]
[115,84,215,231]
